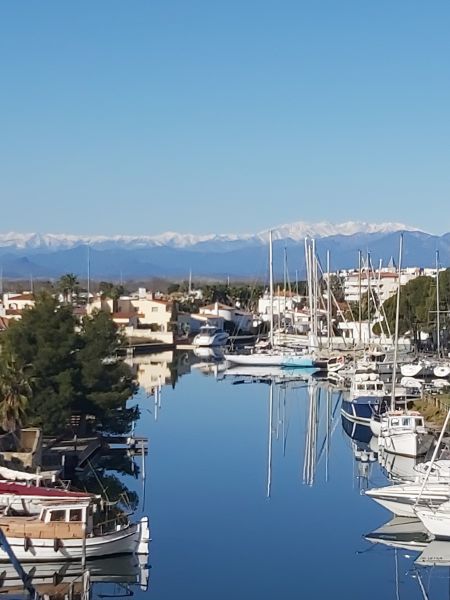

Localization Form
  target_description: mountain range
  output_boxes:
[0,221,445,280]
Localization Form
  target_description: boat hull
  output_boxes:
[341,397,378,424]
[0,517,150,562]
[193,333,229,347]
[416,502,450,539]
[378,432,434,458]
[365,484,449,517]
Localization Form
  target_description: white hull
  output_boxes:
[378,432,434,458]
[401,364,424,377]
[370,418,381,437]
[365,516,430,551]
[378,450,422,482]
[193,332,229,347]
[0,517,150,562]
[225,353,285,366]
[434,365,450,378]
[365,483,449,517]
[416,501,450,539]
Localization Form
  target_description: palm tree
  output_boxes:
[58,273,79,304]
[0,359,32,433]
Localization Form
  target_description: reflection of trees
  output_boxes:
[96,405,140,435]
[95,453,140,479]
[74,470,139,512]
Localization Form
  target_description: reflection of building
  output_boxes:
[126,351,174,394]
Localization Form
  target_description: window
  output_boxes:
[69,509,82,522]
[50,510,66,522]
[151,307,158,312]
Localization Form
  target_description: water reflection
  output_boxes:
[0,554,149,599]
[365,517,450,597]
[12,348,446,600]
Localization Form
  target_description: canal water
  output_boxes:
[70,353,450,598]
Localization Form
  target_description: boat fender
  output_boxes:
[24,536,32,552]
[53,538,62,552]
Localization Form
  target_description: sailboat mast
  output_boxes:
[305,238,313,339]
[327,250,331,349]
[367,251,371,344]
[312,239,318,337]
[436,250,441,358]
[390,234,403,411]
[269,230,274,347]
[358,250,362,345]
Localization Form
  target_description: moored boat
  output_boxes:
[0,496,150,561]
[193,324,229,347]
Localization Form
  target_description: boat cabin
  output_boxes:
[381,413,426,434]
[350,374,385,398]
[0,500,93,540]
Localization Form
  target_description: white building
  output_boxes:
[0,292,35,321]
[198,302,253,332]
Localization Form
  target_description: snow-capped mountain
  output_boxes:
[0,220,441,279]
[0,221,422,251]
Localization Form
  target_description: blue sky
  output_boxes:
[1,1,449,236]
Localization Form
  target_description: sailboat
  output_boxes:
[225,230,316,368]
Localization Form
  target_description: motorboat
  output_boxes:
[341,372,387,424]
[372,411,433,457]
[365,481,450,517]
[193,324,229,347]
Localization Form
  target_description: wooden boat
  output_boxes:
[0,496,149,561]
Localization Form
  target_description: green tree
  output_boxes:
[0,359,32,433]
[0,293,137,435]
[77,309,137,417]
[1,293,80,433]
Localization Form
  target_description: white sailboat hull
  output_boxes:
[225,353,285,366]
[0,517,150,562]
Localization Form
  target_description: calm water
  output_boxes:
[16,353,450,599]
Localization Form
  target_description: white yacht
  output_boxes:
[193,324,229,347]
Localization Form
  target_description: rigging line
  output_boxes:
[315,255,351,347]
[86,458,111,503]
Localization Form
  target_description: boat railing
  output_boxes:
[93,513,129,536]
